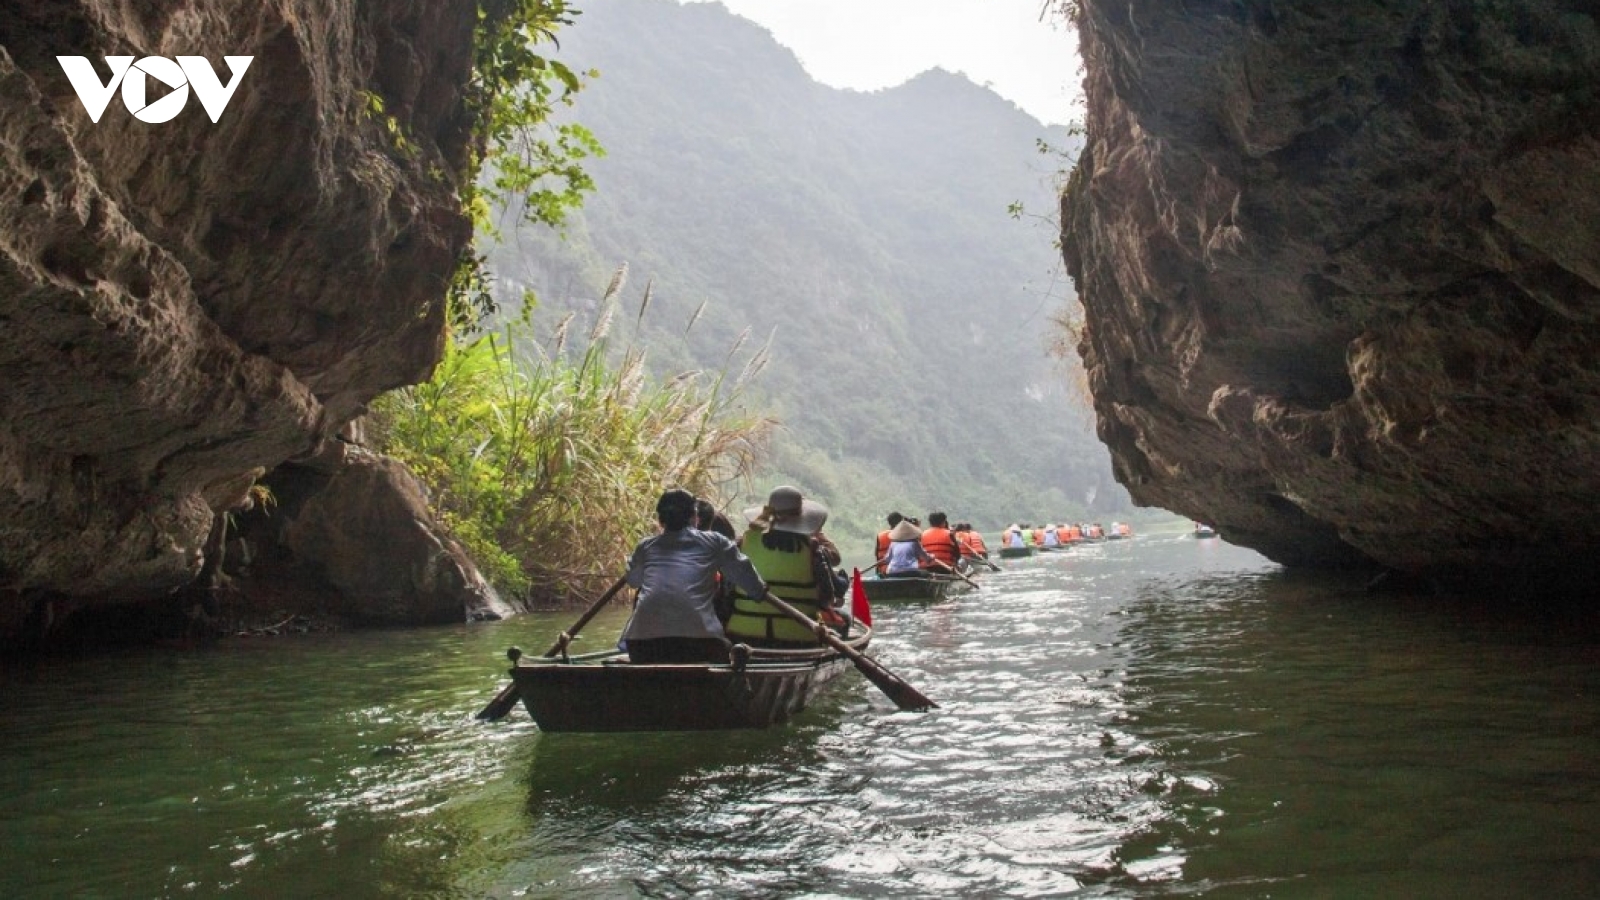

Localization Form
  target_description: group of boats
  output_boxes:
[480,522,1145,734]
[497,560,990,732]
[995,521,1135,558]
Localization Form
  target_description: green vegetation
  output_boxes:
[367,4,776,603]
[372,268,773,604]
[453,0,604,330]
[484,0,1136,553]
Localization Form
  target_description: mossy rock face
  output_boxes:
[1062,0,1600,593]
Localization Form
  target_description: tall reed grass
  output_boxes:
[372,266,774,605]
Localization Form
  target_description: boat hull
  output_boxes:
[861,574,959,603]
[510,627,871,732]
[998,546,1034,558]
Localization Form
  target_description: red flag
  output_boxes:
[850,567,872,628]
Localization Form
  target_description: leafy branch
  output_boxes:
[450,0,606,330]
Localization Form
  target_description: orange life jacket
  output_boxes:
[874,530,891,575]
[1032,528,1045,545]
[1066,524,1083,542]
[959,530,988,556]
[920,527,960,567]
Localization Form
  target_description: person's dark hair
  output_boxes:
[928,511,949,528]
[696,497,737,539]
[656,489,697,530]
[887,511,903,527]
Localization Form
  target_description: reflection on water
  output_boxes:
[3,530,1599,897]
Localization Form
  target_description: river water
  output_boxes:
[4,529,1598,897]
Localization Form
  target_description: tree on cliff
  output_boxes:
[451,0,605,330]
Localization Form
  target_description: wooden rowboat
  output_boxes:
[861,573,962,603]
[998,546,1034,558]
[509,625,872,732]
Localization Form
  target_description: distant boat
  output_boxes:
[1193,523,1218,539]
[861,573,964,604]
[998,545,1035,558]
[508,627,872,732]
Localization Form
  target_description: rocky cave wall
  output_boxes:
[0,0,483,636]
[1061,1,1600,592]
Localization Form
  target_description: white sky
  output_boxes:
[681,0,1083,127]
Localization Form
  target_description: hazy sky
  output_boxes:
[681,0,1083,127]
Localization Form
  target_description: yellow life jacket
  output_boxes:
[728,527,824,644]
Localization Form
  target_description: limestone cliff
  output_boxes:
[0,1,478,634]
[1062,1,1600,592]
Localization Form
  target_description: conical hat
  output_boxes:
[887,521,922,541]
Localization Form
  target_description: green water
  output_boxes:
[4,532,1598,897]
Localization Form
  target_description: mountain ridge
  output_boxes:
[488,0,1129,546]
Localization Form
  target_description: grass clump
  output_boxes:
[372,266,773,605]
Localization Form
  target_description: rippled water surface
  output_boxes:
[5,530,1599,897]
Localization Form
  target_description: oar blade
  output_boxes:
[759,590,938,712]
[475,681,519,721]
[853,657,938,711]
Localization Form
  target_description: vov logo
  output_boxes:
[57,56,253,123]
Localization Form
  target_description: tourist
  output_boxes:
[618,489,769,664]
[726,486,842,645]
[919,511,961,571]
[874,511,904,576]
[882,519,933,576]
[694,496,738,539]
[956,523,988,560]
[693,496,740,622]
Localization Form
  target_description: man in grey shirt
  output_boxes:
[619,489,769,664]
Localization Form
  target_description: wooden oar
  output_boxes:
[930,558,981,590]
[475,575,630,721]
[760,591,937,711]
[964,552,1001,572]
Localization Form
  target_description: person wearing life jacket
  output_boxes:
[1004,525,1025,548]
[1041,524,1061,548]
[956,523,988,559]
[919,512,961,571]
[883,520,932,575]
[1031,525,1046,546]
[618,489,769,664]
[874,511,903,576]
[726,486,842,646]
[1087,522,1105,539]
[1054,523,1074,545]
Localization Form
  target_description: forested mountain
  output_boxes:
[485,0,1131,547]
